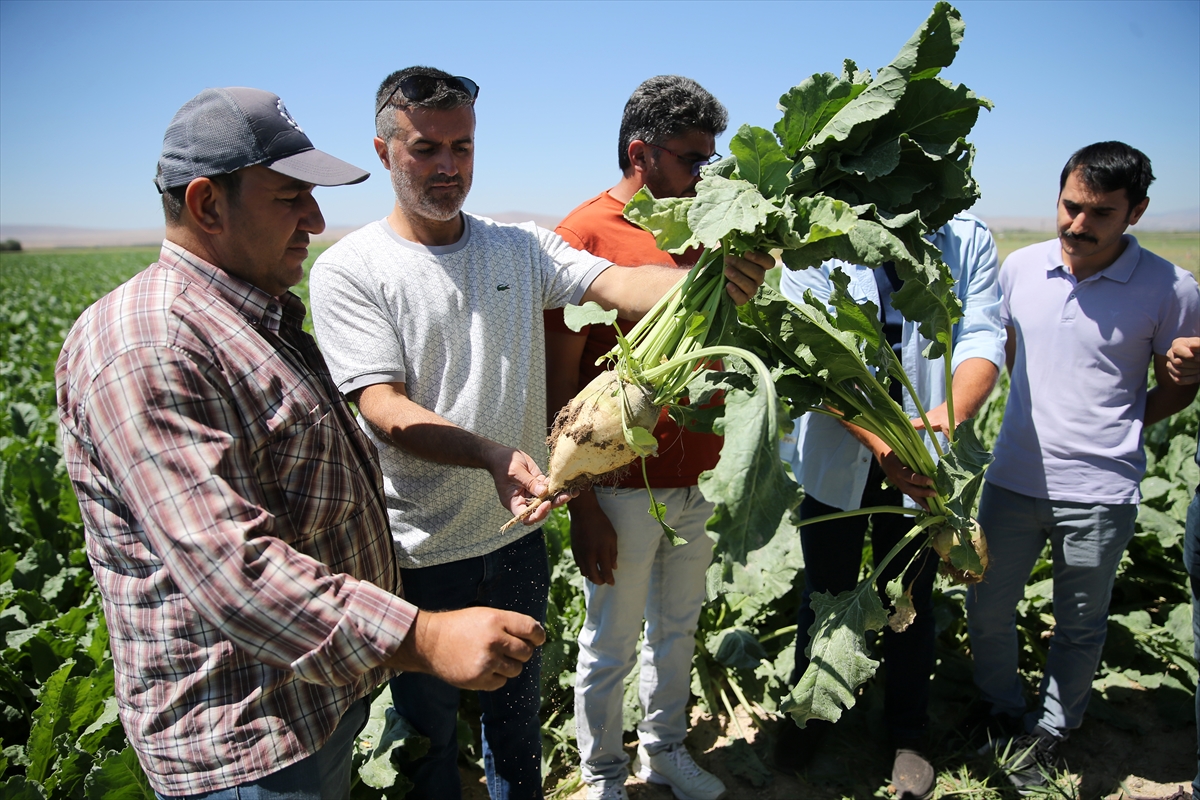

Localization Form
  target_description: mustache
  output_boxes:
[1061,230,1098,244]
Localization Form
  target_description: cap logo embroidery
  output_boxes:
[276,99,303,133]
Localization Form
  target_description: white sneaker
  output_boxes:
[585,781,629,800]
[635,743,726,800]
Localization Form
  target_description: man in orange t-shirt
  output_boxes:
[544,76,728,800]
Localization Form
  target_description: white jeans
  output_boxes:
[574,486,714,786]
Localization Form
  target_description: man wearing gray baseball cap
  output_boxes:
[56,86,546,800]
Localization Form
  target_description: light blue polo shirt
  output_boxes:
[988,235,1200,504]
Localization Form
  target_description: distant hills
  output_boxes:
[2,208,1195,250]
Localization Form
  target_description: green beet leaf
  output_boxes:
[354,686,427,794]
[82,747,153,800]
[782,582,889,726]
[729,125,791,199]
[1,777,48,800]
[623,189,701,254]
[700,385,801,566]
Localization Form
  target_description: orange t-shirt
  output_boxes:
[546,191,722,488]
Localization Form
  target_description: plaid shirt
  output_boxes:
[56,242,416,796]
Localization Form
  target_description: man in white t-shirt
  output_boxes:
[309,66,768,799]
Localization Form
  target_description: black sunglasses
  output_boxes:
[376,75,480,116]
[646,143,723,177]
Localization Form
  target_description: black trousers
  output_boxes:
[791,459,939,745]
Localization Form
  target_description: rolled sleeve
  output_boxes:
[948,219,1006,371]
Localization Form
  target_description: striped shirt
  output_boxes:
[56,242,416,796]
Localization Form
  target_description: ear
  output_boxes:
[374,137,391,169]
[1128,196,1149,226]
[628,140,651,176]
[183,178,223,234]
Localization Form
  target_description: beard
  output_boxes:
[390,163,471,222]
[642,158,697,200]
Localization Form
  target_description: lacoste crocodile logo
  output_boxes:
[497,284,510,291]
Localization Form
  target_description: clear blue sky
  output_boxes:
[1,0,1197,229]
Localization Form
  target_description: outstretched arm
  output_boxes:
[582,251,772,320]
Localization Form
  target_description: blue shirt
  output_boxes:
[988,235,1200,504]
[779,213,1006,511]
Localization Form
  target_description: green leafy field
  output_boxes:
[1,247,1195,799]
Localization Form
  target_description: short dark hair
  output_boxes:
[375,66,474,141]
[1059,141,1155,210]
[160,168,243,224]
[618,76,727,172]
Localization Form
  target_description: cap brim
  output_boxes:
[265,148,370,187]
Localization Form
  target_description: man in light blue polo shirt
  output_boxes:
[777,212,1006,798]
[965,141,1200,791]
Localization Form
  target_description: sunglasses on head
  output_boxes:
[376,75,480,116]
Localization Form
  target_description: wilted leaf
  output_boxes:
[782,582,888,726]
[355,686,428,792]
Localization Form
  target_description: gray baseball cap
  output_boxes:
[155,87,369,191]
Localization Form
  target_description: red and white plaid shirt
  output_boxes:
[56,242,416,796]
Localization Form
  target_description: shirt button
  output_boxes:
[861,457,869,463]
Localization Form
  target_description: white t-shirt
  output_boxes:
[310,215,611,566]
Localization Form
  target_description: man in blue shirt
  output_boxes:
[966,142,1199,791]
[778,213,1006,798]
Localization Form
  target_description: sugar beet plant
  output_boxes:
[578,1,995,728]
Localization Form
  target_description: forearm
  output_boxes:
[1145,383,1198,427]
[545,325,586,428]
[357,382,507,469]
[840,418,892,461]
[948,357,1000,420]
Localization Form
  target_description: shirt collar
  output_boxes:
[158,240,304,332]
[1045,233,1141,284]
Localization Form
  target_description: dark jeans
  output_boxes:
[390,530,549,800]
[791,461,938,745]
